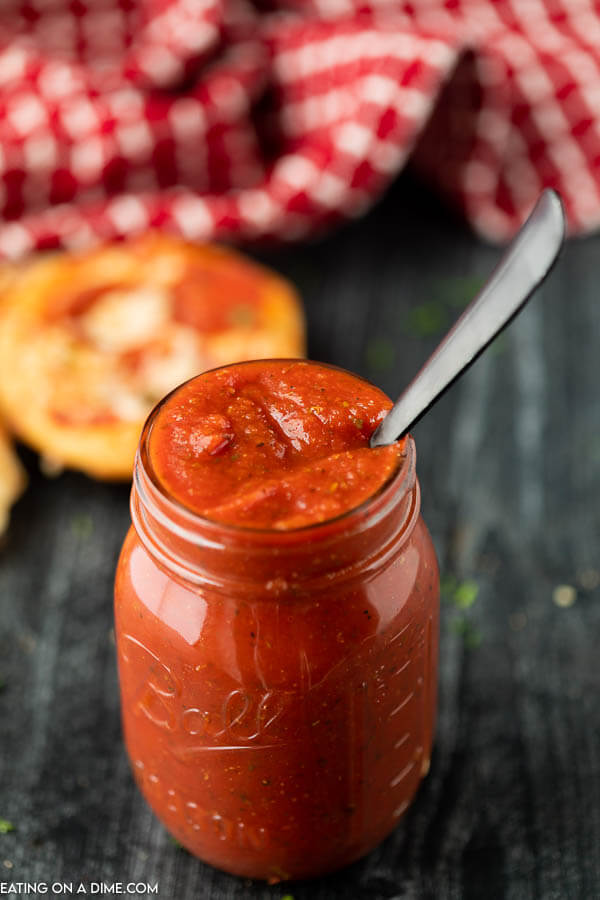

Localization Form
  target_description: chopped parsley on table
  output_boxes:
[364,337,395,371]
[442,576,482,648]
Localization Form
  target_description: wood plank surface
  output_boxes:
[1,175,598,899]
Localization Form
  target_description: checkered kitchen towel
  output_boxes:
[0,0,599,257]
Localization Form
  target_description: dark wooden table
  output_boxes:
[1,174,599,899]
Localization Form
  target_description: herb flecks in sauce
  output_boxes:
[149,360,403,530]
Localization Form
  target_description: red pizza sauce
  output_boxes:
[114,360,439,882]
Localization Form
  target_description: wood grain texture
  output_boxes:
[1,175,599,899]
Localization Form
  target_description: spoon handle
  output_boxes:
[370,189,565,448]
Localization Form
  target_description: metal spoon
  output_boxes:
[370,189,565,448]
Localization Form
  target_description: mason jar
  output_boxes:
[114,362,439,882]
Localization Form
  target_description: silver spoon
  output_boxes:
[370,189,565,448]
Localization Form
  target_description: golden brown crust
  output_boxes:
[0,233,305,480]
[0,425,27,534]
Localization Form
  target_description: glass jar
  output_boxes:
[114,389,439,883]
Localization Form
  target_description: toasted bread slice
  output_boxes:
[0,425,26,534]
[0,234,305,480]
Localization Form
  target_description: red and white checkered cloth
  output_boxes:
[1,0,600,257]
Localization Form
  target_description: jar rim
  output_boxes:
[135,359,415,545]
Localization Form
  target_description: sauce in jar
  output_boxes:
[114,360,439,882]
